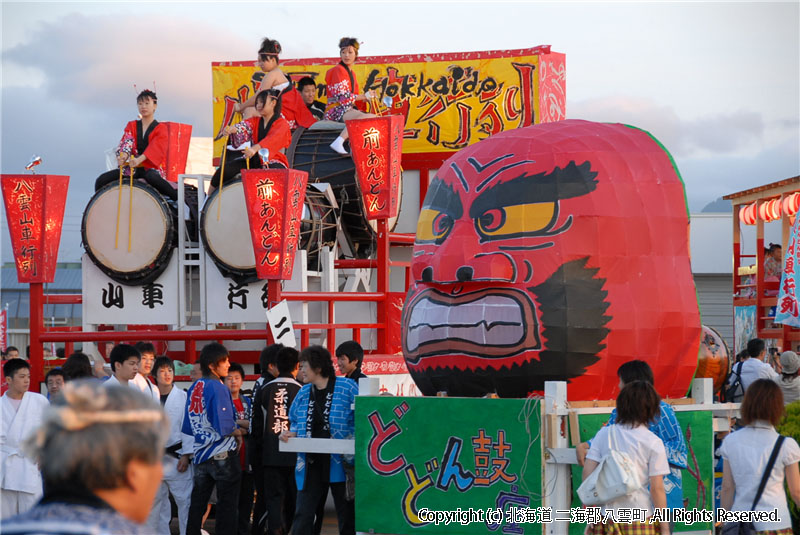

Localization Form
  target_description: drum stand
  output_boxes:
[177,174,209,330]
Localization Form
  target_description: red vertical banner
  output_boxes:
[0,309,7,352]
[1,174,69,283]
[240,169,308,280]
[163,122,193,183]
[347,115,404,220]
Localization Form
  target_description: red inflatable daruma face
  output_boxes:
[402,120,701,400]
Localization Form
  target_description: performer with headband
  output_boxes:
[94,89,178,201]
[210,88,291,193]
[234,37,315,131]
[326,37,377,155]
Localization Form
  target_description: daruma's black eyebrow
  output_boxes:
[469,160,598,219]
[423,178,463,219]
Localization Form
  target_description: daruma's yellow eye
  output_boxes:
[475,202,556,239]
[416,208,454,243]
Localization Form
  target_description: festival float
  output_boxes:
[3,43,767,535]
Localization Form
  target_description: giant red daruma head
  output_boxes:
[402,120,701,400]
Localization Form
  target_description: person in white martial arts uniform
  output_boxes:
[0,358,50,519]
[104,344,141,388]
[132,342,160,401]
[146,356,194,535]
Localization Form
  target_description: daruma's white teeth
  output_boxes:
[405,295,525,352]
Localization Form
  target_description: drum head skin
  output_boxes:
[81,182,176,286]
[201,180,257,281]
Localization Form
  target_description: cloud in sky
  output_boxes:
[3,12,252,130]
[568,96,774,159]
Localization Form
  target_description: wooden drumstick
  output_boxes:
[115,163,124,249]
[128,162,134,252]
[218,135,229,221]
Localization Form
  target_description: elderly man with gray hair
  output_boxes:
[0,381,169,534]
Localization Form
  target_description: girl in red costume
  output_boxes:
[234,37,315,131]
[210,89,291,192]
[325,37,376,155]
[94,90,177,200]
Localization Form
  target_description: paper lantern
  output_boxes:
[1,174,69,283]
[739,202,757,225]
[758,199,781,222]
[783,193,800,217]
[240,169,308,280]
[346,114,403,220]
[768,199,782,221]
[401,119,701,400]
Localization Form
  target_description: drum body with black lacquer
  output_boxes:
[287,123,402,258]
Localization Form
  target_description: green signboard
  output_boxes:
[568,410,714,534]
[355,397,543,534]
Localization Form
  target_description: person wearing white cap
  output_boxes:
[777,350,800,405]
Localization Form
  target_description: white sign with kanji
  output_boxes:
[82,254,180,325]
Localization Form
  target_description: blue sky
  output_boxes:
[1,1,798,261]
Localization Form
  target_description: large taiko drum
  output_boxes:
[695,324,732,394]
[200,178,338,283]
[81,181,198,286]
[288,122,402,258]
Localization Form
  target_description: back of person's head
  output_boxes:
[228,362,245,379]
[259,37,282,59]
[199,342,229,375]
[747,338,765,359]
[152,356,174,377]
[136,89,157,103]
[336,340,364,368]
[109,344,140,373]
[741,378,785,426]
[297,76,316,91]
[781,350,800,379]
[276,347,299,376]
[617,360,654,386]
[300,345,335,378]
[56,347,66,359]
[26,381,168,492]
[3,358,30,379]
[615,381,660,426]
[259,344,283,376]
[62,352,94,381]
[134,342,156,356]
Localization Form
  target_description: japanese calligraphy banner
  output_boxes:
[347,114,404,220]
[212,46,565,161]
[240,169,309,280]
[775,214,800,326]
[569,410,713,534]
[355,397,542,534]
[1,174,69,283]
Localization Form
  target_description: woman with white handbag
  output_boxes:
[581,381,671,535]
